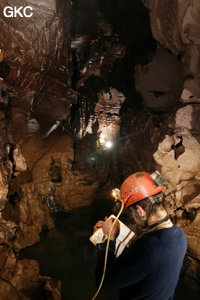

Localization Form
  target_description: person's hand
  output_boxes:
[93,217,120,241]
[93,219,105,233]
[102,218,120,241]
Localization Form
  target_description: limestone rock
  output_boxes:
[177,207,200,260]
[149,0,200,101]
[148,0,200,285]
[13,183,55,251]
[0,0,75,145]
[135,46,184,112]
[12,129,111,249]
[13,147,27,175]
[0,247,61,300]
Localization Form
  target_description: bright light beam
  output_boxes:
[105,141,112,149]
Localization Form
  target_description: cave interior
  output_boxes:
[0,0,200,299]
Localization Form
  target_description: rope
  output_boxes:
[91,201,124,300]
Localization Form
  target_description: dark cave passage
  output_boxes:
[0,0,200,299]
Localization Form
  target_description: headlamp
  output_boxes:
[112,188,121,200]
[150,171,166,187]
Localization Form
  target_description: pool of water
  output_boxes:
[19,211,117,300]
[19,211,200,300]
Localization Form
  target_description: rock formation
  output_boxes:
[0,0,199,298]
[148,0,200,287]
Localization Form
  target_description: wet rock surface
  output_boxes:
[0,0,199,298]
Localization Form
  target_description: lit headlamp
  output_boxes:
[112,188,120,199]
[112,188,123,208]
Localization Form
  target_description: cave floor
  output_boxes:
[18,211,200,300]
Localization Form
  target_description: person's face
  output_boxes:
[131,212,145,227]
[130,205,146,228]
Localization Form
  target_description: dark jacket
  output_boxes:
[95,225,187,300]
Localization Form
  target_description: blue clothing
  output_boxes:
[95,225,187,300]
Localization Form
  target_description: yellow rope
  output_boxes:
[91,201,124,300]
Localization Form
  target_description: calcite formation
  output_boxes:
[135,46,184,112]
[0,249,61,300]
[0,0,199,298]
[0,0,75,145]
[79,87,126,140]
[148,0,200,102]
[8,129,111,251]
[148,0,200,287]
[154,111,200,260]
[0,0,74,297]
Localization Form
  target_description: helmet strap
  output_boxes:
[130,207,148,223]
[143,215,170,232]
[130,196,158,226]
[144,196,156,226]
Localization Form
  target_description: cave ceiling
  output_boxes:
[0,0,157,145]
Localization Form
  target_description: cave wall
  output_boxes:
[0,0,74,298]
[141,0,200,288]
[0,0,200,298]
[118,0,200,289]
[0,0,75,142]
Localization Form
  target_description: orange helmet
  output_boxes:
[120,172,164,207]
